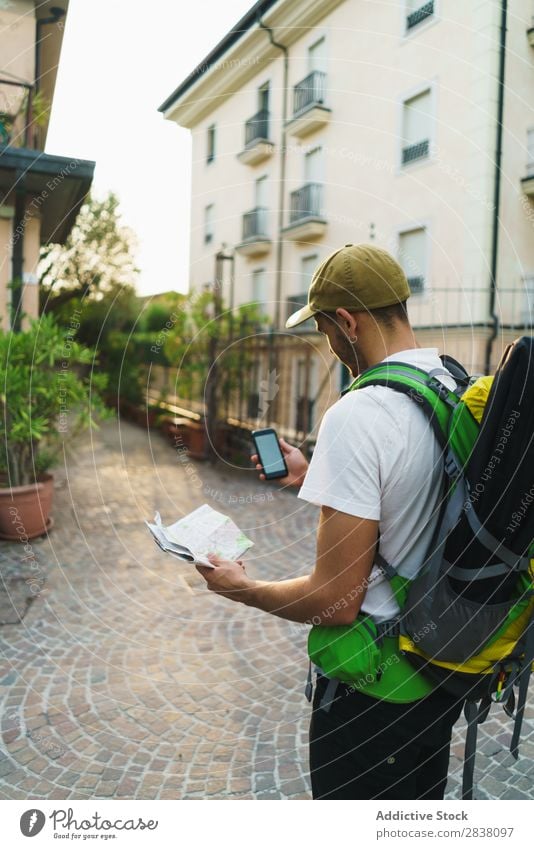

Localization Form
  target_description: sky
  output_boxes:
[46,0,252,296]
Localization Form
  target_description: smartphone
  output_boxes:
[252,428,288,480]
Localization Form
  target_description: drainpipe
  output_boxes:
[34,7,66,148]
[35,7,66,95]
[258,17,288,331]
[484,0,508,373]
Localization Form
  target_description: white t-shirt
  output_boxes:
[298,348,457,623]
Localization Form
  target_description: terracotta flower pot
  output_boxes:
[0,473,54,540]
[186,422,208,460]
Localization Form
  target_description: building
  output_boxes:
[160,0,534,438]
[0,0,95,330]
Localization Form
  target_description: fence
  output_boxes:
[145,286,533,453]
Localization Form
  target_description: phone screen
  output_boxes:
[255,432,287,477]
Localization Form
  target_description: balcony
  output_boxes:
[285,71,330,139]
[237,109,274,166]
[406,1,434,31]
[402,138,430,165]
[235,207,271,258]
[521,162,534,197]
[407,275,425,295]
[283,183,327,241]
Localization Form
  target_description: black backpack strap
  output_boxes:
[462,696,492,800]
[510,609,534,758]
[439,353,471,390]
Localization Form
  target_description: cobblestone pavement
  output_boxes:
[0,418,533,800]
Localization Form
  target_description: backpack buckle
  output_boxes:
[444,449,461,479]
[428,377,452,402]
[377,618,401,639]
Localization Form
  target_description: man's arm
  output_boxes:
[197,505,378,626]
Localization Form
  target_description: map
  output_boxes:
[145,504,254,567]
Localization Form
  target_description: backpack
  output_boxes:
[307,338,534,800]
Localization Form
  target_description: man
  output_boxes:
[196,244,464,799]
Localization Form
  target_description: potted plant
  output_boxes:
[0,313,108,539]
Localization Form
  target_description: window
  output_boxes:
[255,175,268,208]
[406,1,435,31]
[399,228,427,294]
[301,254,318,286]
[204,204,214,244]
[527,128,534,177]
[292,37,326,114]
[206,124,216,163]
[308,37,326,73]
[258,82,270,114]
[401,88,431,165]
[252,268,267,309]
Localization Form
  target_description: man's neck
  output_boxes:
[366,332,420,370]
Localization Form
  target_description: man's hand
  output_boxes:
[195,554,255,600]
[251,437,308,487]
[195,508,378,625]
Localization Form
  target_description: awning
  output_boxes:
[0,145,95,244]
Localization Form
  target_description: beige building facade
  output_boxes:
[161,0,534,438]
[0,0,94,330]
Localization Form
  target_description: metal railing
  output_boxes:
[242,207,269,240]
[293,70,326,116]
[402,139,430,164]
[244,109,270,147]
[406,1,434,30]
[289,183,323,224]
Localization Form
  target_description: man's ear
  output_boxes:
[335,308,358,338]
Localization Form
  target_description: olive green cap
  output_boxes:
[285,243,411,328]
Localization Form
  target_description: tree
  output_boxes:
[39,192,139,313]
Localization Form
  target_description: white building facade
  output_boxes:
[160,0,534,436]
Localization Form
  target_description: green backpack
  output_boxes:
[307,345,534,799]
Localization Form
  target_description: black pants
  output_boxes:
[309,675,464,800]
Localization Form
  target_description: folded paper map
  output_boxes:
[145,503,254,568]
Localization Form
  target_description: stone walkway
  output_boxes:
[0,418,533,800]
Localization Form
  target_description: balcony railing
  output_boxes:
[289,183,322,224]
[407,275,425,294]
[293,71,326,116]
[406,1,434,30]
[402,139,430,165]
[244,109,270,147]
[242,207,268,241]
